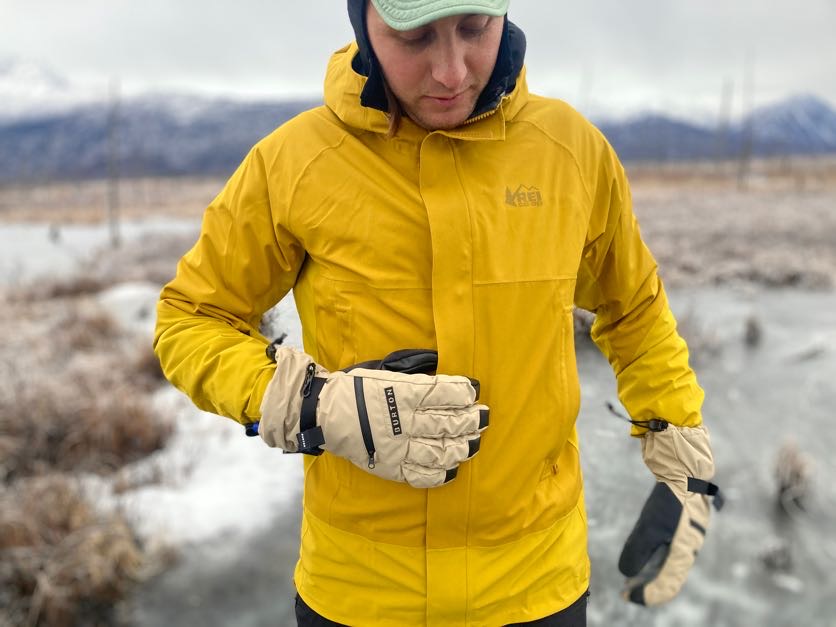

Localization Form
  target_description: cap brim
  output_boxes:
[370,0,509,31]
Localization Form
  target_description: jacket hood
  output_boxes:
[341,0,526,128]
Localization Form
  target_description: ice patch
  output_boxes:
[97,281,160,337]
[89,387,304,546]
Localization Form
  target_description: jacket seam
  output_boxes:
[473,275,577,286]
[264,109,354,229]
[303,495,584,551]
[508,118,595,206]
[320,275,433,288]
[303,506,427,550]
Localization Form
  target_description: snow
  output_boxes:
[1,217,305,547]
[99,284,306,546]
[113,386,304,545]
[0,218,198,287]
[0,57,104,121]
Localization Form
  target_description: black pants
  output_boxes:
[295,590,588,626]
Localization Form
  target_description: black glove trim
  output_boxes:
[353,376,376,469]
[346,349,438,375]
[618,482,681,578]
[628,585,646,605]
[297,425,325,453]
[298,372,327,456]
[687,477,725,511]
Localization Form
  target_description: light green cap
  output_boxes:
[370,0,509,31]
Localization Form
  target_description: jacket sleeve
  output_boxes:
[153,144,305,424]
[574,136,703,434]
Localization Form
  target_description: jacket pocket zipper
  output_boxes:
[353,377,376,469]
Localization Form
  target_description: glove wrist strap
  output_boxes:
[687,477,725,511]
[298,367,327,455]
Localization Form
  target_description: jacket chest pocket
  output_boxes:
[470,193,587,284]
[309,277,437,371]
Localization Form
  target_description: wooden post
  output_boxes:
[737,51,755,191]
[107,78,121,248]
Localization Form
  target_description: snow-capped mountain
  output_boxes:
[596,114,721,162]
[747,94,836,155]
[2,59,836,182]
[0,94,318,182]
[0,58,104,121]
[592,94,836,161]
[0,59,319,181]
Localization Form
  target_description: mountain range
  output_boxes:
[2,59,836,183]
[595,95,836,162]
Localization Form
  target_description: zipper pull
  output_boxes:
[645,418,669,432]
[301,363,316,397]
[367,454,376,470]
[606,402,668,432]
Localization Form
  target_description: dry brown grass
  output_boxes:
[0,176,223,224]
[130,343,167,392]
[22,276,110,301]
[0,301,170,479]
[0,289,172,625]
[626,155,836,192]
[0,374,168,480]
[627,157,836,289]
[0,476,144,627]
[56,305,121,352]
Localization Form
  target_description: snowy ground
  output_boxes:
[0,219,307,547]
[1,217,307,621]
[0,218,198,287]
[86,281,306,549]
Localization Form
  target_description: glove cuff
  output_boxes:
[640,424,715,502]
[259,347,327,451]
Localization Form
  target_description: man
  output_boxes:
[154,1,721,625]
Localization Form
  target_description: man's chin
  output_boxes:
[404,99,478,131]
[407,109,473,131]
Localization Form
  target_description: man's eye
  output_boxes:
[459,16,493,38]
[460,26,486,38]
[400,32,431,46]
[405,37,429,46]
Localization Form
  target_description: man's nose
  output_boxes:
[431,41,468,90]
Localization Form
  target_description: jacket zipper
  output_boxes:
[353,377,376,469]
[464,109,498,125]
[462,95,509,126]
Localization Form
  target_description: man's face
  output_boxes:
[366,4,504,131]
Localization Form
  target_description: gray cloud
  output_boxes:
[2,0,834,117]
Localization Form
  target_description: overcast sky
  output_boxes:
[2,0,835,120]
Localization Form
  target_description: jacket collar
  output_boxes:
[471,18,526,117]
[325,42,528,140]
[324,43,529,141]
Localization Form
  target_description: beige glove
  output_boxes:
[619,423,724,606]
[258,347,489,488]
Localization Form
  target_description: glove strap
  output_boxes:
[297,363,327,455]
[687,477,725,511]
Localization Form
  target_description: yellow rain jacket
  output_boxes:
[155,42,703,626]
